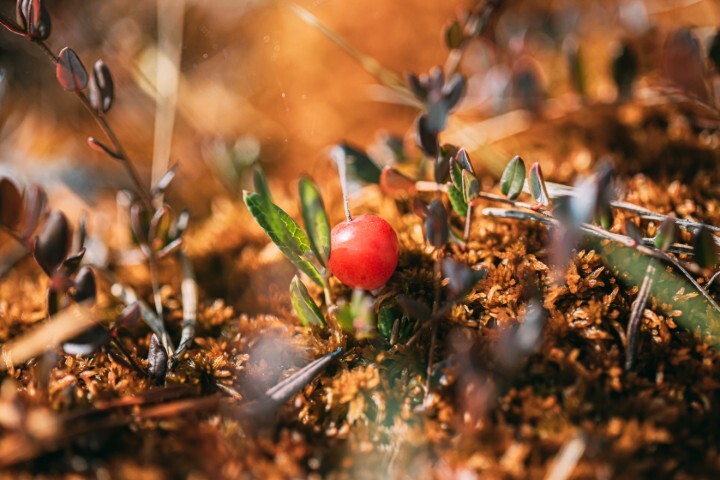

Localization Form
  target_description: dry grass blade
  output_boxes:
[172,250,197,363]
[544,433,587,480]
[289,4,415,102]
[0,303,95,371]
[625,261,655,370]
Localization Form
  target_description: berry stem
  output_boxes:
[335,152,352,222]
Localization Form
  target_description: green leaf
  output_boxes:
[253,169,272,201]
[334,143,382,184]
[500,155,526,200]
[244,192,324,286]
[299,177,331,267]
[529,162,550,207]
[461,169,480,204]
[450,158,463,190]
[447,185,468,217]
[693,226,718,269]
[290,276,325,326]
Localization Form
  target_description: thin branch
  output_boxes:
[75,92,153,210]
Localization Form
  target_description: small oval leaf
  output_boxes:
[56,47,88,92]
[623,220,643,245]
[425,199,449,247]
[528,162,550,207]
[461,169,480,204]
[654,216,677,252]
[148,333,168,384]
[0,178,23,229]
[62,325,109,356]
[73,266,96,303]
[17,0,51,41]
[299,176,331,266]
[445,20,464,50]
[21,184,47,241]
[442,258,487,297]
[290,276,325,327]
[500,155,526,200]
[89,60,114,113]
[693,226,718,269]
[442,73,466,111]
[34,210,71,275]
[447,185,468,217]
[417,114,439,158]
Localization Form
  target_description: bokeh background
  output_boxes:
[0,0,716,216]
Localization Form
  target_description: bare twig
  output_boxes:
[0,303,96,371]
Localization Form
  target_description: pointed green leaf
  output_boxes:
[447,185,468,217]
[500,155,526,200]
[455,148,474,174]
[253,169,272,201]
[244,192,324,285]
[529,162,550,207]
[299,177,331,267]
[290,276,325,326]
[461,169,480,204]
[450,158,463,189]
[693,226,718,269]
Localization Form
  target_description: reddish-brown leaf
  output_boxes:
[56,47,88,92]
[0,177,23,229]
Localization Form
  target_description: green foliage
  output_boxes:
[336,290,375,338]
[299,177,331,267]
[500,155,526,200]
[243,190,324,286]
[447,185,468,217]
[290,276,325,326]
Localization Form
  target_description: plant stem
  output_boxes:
[75,92,154,210]
[335,148,352,222]
[424,255,442,405]
[0,16,153,211]
[148,254,164,322]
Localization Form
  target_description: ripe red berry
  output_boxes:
[329,214,399,290]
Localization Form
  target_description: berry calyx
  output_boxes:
[329,214,399,291]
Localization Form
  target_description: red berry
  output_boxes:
[329,214,399,290]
